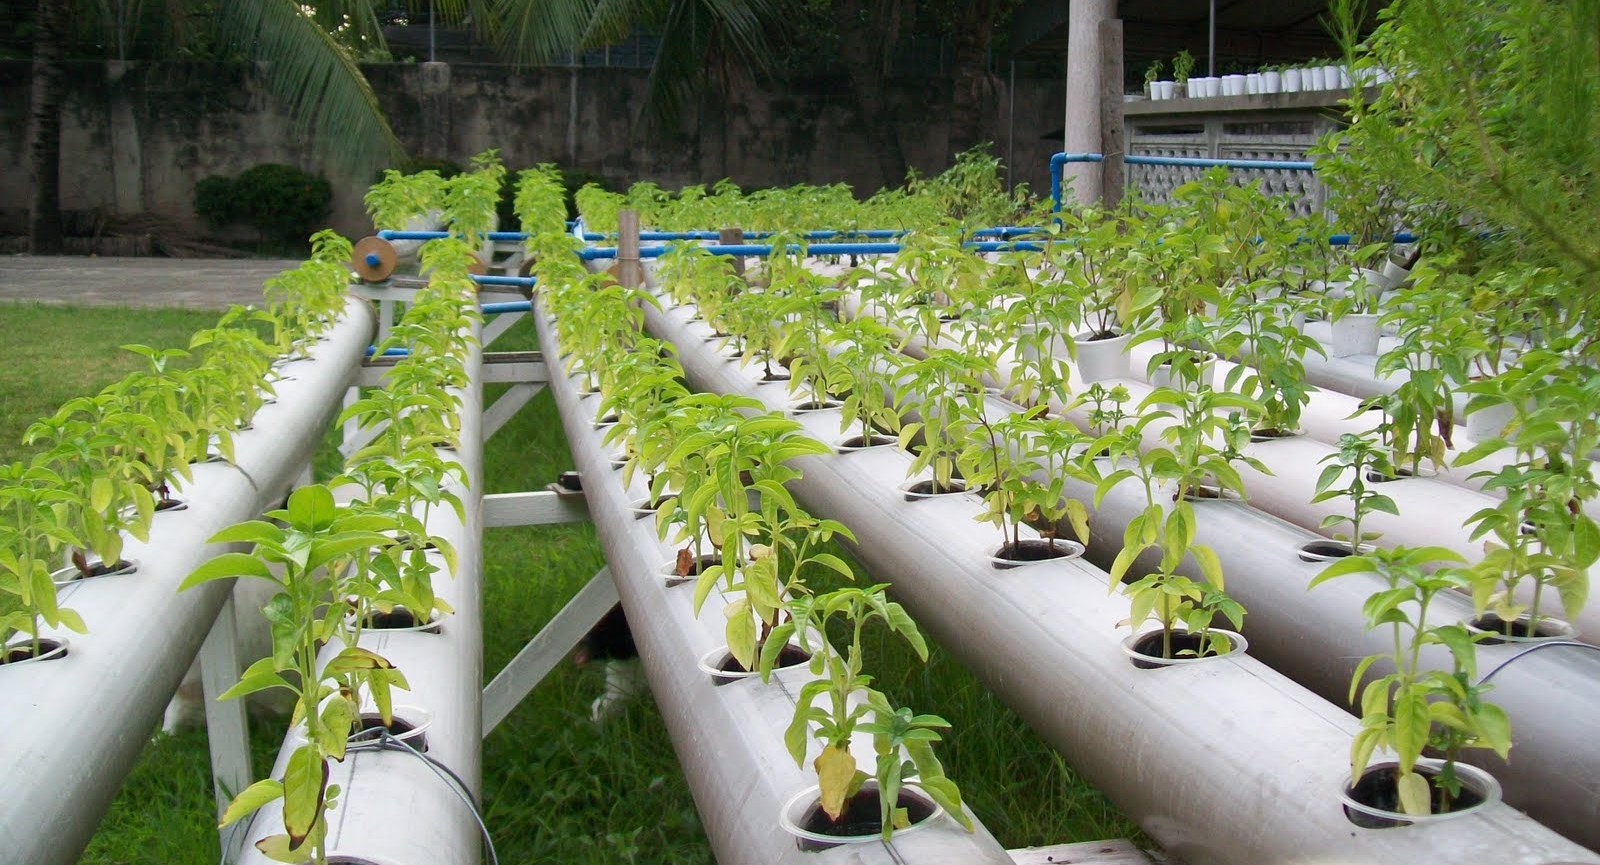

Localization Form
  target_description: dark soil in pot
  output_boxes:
[78,559,135,578]
[791,399,841,412]
[798,787,936,847]
[2,638,67,664]
[353,714,427,753]
[1298,540,1356,563]
[1344,765,1484,828]
[668,552,721,580]
[903,479,967,499]
[1470,613,1567,643]
[1083,330,1120,342]
[154,497,186,513]
[1249,428,1299,442]
[1129,631,1207,669]
[760,369,791,383]
[396,534,439,553]
[593,412,620,427]
[1365,468,1425,484]
[839,434,895,450]
[710,644,810,686]
[992,539,1075,564]
[363,608,441,633]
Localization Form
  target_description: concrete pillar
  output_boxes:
[419,61,451,157]
[106,60,143,215]
[1062,0,1114,207]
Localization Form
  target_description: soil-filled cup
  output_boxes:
[1465,612,1578,645]
[1296,539,1372,563]
[659,553,721,587]
[1340,758,1500,829]
[52,557,139,586]
[1120,628,1247,670]
[778,780,944,851]
[696,640,812,686]
[1248,427,1302,443]
[898,478,969,501]
[358,606,444,634]
[1,636,70,666]
[347,704,434,753]
[835,434,896,453]
[987,538,1085,569]
[1071,332,1131,383]
[787,398,843,415]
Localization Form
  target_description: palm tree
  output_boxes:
[27,0,69,254]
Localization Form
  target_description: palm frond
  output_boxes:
[639,0,785,129]
[219,0,405,177]
[488,0,597,65]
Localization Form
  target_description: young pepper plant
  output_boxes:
[1311,546,1511,816]
[182,485,409,864]
[1311,432,1400,556]
[774,584,972,839]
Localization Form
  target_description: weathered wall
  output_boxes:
[0,60,1066,241]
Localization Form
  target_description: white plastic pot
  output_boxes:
[1340,758,1502,829]
[1330,313,1382,357]
[1261,70,1282,93]
[1222,75,1247,96]
[1283,68,1302,92]
[1072,332,1132,383]
[778,781,945,850]
[1303,66,1324,90]
[1246,73,1262,95]
[1324,65,1344,89]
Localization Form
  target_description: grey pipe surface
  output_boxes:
[234,317,485,864]
[642,293,1600,865]
[533,302,1016,865]
[0,297,375,865]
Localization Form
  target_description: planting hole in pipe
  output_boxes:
[154,497,187,514]
[2,637,69,665]
[697,642,811,685]
[660,554,721,586]
[349,705,432,753]
[628,497,667,518]
[899,478,969,500]
[1297,540,1366,563]
[1466,613,1577,644]
[778,781,942,851]
[1121,629,1247,670]
[361,607,443,634]
[987,539,1084,569]
[788,398,843,414]
[52,557,138,585]
[1365,467,1436,484]
[836,434,896,452]
[593,412,620,428]
[1248,427,1301,443]
[1178,485,1240,503]
[1340,758,1499,829]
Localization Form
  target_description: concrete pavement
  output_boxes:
[0,255,301,309]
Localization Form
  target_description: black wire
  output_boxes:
[1477,640,1600,684]
[216,727,499,865]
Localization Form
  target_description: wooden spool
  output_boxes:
[352,236,398,283]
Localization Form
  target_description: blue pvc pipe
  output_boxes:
[376,230,528,241]
[470,275,537,288]
[480,300,532,314]
[578,240,1046,260]
[365,346,409,357]
[364,252,382,267]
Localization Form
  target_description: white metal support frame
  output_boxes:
[198,593,251,823]
[480,567,618,736]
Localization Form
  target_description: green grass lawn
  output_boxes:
[4,303,1138,864]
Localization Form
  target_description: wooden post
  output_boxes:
[617,209,641,289]
[1098,18,1126,209]
[718,227,746,277]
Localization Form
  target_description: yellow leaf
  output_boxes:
[814,745,857,821]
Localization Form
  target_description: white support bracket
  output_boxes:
[483,350,548,384]
[481,567,618,736]
[482,309,526,347]
[199,594,251,829]
[482,490,589,527]
[484,382,544,440]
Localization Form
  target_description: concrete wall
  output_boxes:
[0,60,1066,241]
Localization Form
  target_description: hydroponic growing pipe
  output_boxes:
[234,317,486,865]
[639,292,1599,865]
[531,303,1016,865]
[0,297,375,865]
[1070,472,1600,850]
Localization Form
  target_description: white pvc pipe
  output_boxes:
[234,319,485,865]
[0,297,375,865]
[533,301,1015,865]
[642,291,1600,865]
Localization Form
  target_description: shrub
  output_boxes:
[193,164,332,245]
